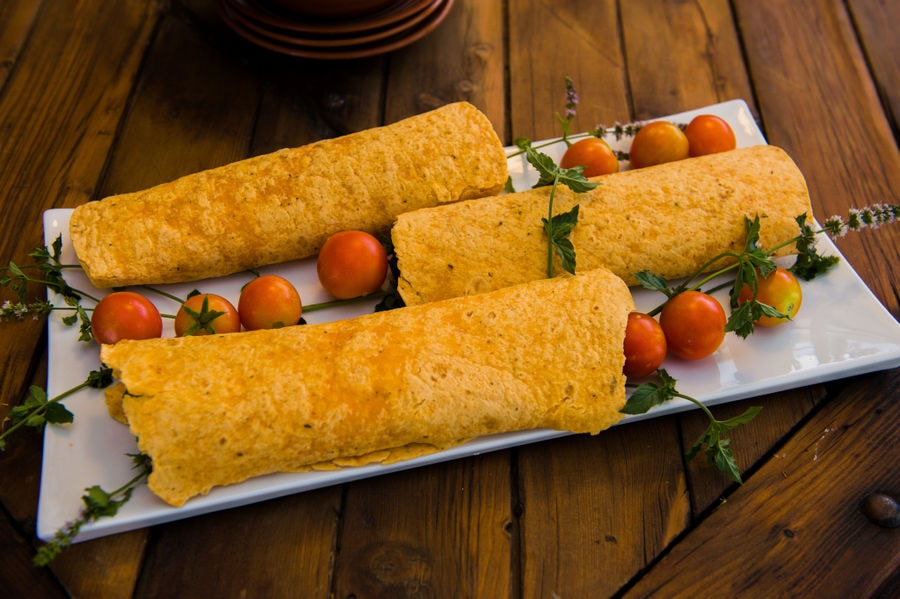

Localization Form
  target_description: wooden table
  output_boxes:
[2,1,898,596]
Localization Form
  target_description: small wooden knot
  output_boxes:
[467,42,492,62]
[861,492,900,528]
[456,79,479,96]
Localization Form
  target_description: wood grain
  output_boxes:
[516,420,689,598]
[334,453,512,598]
[624,369,900,596]
[385,0,506,139]
[621,0,754,120]
[508,0,630,141]
[847,0,900,131]
[135,489,343,598]
[735,0,900,317]
[0,0,41,91]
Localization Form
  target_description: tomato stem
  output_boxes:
[302,291,390,314]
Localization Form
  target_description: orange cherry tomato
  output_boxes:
[684,114,737,157]
[559,137,619,177]
[659,291,727,360]
[238,274,303,330]
[174,293,241,336]
[623,311,667,378]
[737,266,803,327]
[628,120,690,169]
[91,291,162,345]
[317,230,388,300]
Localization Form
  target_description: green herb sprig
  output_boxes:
[622,369,761,483]
[34,452,152,566]
[634,206,898,339]
[0,367,113,451]
[519,143,597,277]
[1,235,97,335]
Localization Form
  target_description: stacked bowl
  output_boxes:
[218,0,455,59]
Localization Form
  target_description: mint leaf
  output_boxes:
[44,402,74,425]
[621,369,678,414]
[686,405,762,483]
[542,205,580,275]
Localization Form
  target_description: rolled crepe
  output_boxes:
[392,145,813,305]
[70,101,508,288]
[101,267,634,506]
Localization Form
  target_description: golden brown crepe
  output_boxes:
[70,101,507,288]
[392,145,813,305]
[101,267,634,507]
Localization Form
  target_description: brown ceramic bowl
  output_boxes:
[263,0,397,18]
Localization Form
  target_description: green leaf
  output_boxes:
[633,270,671,295]
[790,213,841,280]
[86,366,114,389]
[685,406,762,483]
[720,405,763,428]
[82,485,123,518]
[724,301,756,338]
[542,204,581,275]
[525,145,598,193]
[44,402,74,425]
[620,369,679,414]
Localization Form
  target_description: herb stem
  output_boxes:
[303,291,389,314]
[545,175,560,277]
[0,380,88,444]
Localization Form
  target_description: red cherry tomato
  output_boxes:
[737,266,803,327]
[174,293,241,336]
[317,230,388,300]
[91,291,163,345]
[238,274,303,330]
[684,114,737,157]
[559,137,619,177]
[628,120,690,169]
[623,312,667,378]
[659,291,727,360]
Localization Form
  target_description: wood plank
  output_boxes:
[384,0,506,139]
[680,387,827,514]
[0,512,67,599]
[334,453,512,598]
[508,0,630,141]
[0,0,41,91]
[251,56,385,155]
[516,420,689,598]
[135,489,343,598]
[48,531,148,599]
[96,9,260,197]
[621,0,755,120]
[623,368,900,596]
[735,0,900,317]
[847,0,900,133]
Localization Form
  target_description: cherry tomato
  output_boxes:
[317,230,388,300]
[174,293,241,336]
[559,137,619,177]
[628,120,690,169]
[684,114,736,157]
[737,266,803,327]
[623,312,667,378]
[238,274,303,330]
[91,291,163,345]
[659,291,727,360]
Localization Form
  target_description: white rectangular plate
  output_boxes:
[37,99,900,542]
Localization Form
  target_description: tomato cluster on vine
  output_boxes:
[623,266,803,379]
[560,113,737,178]
[89,230,389,345]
